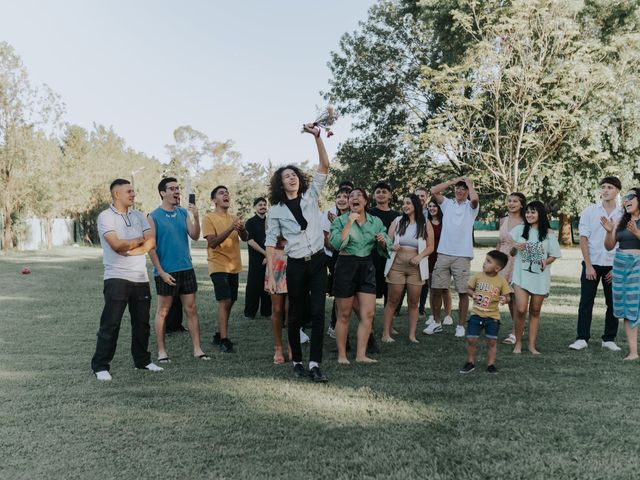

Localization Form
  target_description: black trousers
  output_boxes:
[91,278,152,372]
[577,262,618,342]
[286,251,327,363]
[244,260,271,317]
[165,295,184,332]
[419,283,429,314]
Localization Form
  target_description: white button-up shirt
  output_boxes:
[265,172,326,259]
[578,202,623,266]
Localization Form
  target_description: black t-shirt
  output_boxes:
[245,214,266,263]
[368,207,400,231]
[285,197,308,231]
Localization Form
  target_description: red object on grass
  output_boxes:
[21,267,31,274]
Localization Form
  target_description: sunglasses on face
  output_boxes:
[624,193,637,201]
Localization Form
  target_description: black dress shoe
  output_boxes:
[308,366,328,383]
[366,333,380,355]
[293,363,307,378]
[212,332,221,345]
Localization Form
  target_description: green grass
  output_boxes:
[1,243,638,479]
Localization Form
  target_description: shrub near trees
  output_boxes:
[326,0,640,243]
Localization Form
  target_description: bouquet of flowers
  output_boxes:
[303,105,339,137]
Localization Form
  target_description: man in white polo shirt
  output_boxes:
[569,176,623,352]
[424,177,479,337]
[91,178,163,381]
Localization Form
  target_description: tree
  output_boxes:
[0,42,64,250]
[326,0,640,242]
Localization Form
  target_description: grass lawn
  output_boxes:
[1,238,639,479]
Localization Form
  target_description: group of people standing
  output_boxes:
[89,121,640,382]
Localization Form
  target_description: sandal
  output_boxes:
[502,334,516,345]
[196,354,211,361]
[158,356,171,363]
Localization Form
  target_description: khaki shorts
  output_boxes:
[430,253,471,293]
[386,249,425,286]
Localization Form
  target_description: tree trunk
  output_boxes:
[2,206,13,251]
[558,213,573,246]
[46,217,53,249]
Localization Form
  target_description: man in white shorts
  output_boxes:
[424,177,479,337]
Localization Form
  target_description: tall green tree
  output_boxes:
[327,0,640,242]
[0,42,64,250]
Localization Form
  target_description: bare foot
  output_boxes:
[356,356,378,364]
[528,348,541,355]
[273,348,285,364]
[512,347,522,354]
[338,358,351,365]
[381,336,395,343]
[409,337,419,344]
[623,355,639,361]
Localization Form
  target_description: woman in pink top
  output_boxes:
[496,192,526,344]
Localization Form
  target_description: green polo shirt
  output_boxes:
[329,212,391,258]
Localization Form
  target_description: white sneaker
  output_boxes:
[327,326,336,339]
[423,322,442,335]
[602,340,622,352]
[442,315,454,326]
[137,362,163,372]
[95,370,112,381]
[455,325,466,337]
[300,328,310,344]
[424,315,435,326]
[569,339,588,351]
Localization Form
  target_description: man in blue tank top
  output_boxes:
[148,177,210,363]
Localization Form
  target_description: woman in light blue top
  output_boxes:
[510,201,561,354]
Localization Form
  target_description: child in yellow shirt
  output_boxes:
[460,250,512,374]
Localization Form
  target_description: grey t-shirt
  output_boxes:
[97,206,151,282]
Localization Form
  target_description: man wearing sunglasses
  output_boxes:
[570,176,623,352]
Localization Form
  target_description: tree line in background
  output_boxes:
[325,0,640,243]
[0,42,274,251]
[2,0,639,250]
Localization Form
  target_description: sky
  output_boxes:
[0,0,377,166]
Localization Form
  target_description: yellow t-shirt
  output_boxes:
[202,211,242,274]
[468,272,512,320]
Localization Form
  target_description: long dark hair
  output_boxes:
[427,197,443,222]
[617,187,640,232]
[268,165,310,205]
[398,194,427,239]
[522,201,550,241]
[509,192,527,220]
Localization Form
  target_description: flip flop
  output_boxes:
[196,354,211,361]
[158,357,171,363]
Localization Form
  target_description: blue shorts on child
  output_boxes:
[466,314,500,340]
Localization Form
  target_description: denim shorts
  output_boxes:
[466,314,500,339]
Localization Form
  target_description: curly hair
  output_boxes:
[522,201,550,241]
[617,187,640,232]
[269,165,310,205]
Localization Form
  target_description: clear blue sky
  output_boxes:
[0,0,376,166]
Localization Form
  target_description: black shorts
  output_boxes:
[155,269,198,296]
[333,256,377,298]
[210,272,239,302]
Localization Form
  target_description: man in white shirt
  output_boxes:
[424,177,479,337]
[91,179,163,381]
[570,176,623,351]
